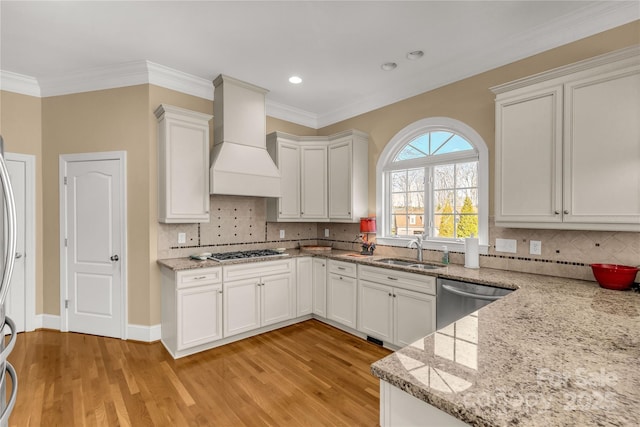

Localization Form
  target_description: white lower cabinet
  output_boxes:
[326,260,358,329]
[296,257,313,316]
[358,265,436,347]
[312,258,327,317]
[223,259,295,338]
[161,266,223,357]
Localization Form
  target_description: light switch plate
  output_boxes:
[279,230,285,239]
[324,228,330,238]
[495,238,517,253]
[178,232,186,244]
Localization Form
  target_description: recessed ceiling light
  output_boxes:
[289,76,302,84]
[381,62,397,71]
[407,50,424,60]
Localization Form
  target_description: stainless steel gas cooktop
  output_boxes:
[208,249,287,262]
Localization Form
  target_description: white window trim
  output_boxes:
[376,117,489,253]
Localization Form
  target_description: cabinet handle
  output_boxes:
[564,210,569,214]
[554,210,560,215]
[387,276,398,281]
[338,267,346,270]
[194,276,206,280]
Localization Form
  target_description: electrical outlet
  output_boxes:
[324,228,330,238]
[279,230,285,239]
[178,232,186,244]
[495,238,517,253]
[530,240,542,255]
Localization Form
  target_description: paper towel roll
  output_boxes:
[464,237,480,269]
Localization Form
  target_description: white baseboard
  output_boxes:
[37,314,61,330]
[34,314,160,342]
[127,323,161,342]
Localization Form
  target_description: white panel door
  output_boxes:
[327,273,357,329]
[296,257,313,316]
[328,141,352,220]
[261,273,293,326]
[300,146,328,220]
[223,278,260,337]
[65,158,123,338]
[394,288,436,348]
[177,284,222,350]
[277,142,301,219]
[358,280,392,342]
[5,159,26,332]
[312,258,327,317]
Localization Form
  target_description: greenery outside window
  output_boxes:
[376,118,488,252]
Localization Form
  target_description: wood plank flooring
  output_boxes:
[7,320,391,426]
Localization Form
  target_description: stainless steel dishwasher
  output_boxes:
[436,278,513,329]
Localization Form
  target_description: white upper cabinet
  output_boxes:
[155,104,212,223]
[328,131,368,222]
[301,145,328,220]
[492,47,640,231]
[267,130,368,223]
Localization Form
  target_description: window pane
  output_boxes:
[409,135,429,155]
[437,134,474,154]
[395,145,424,161]
[407,168,425,191]
[433,190,454,238]
[455,189,478,214]
[391,171,406,192]
[434,164,454,190]
[456,161,478,188]
[392,214,408,236]
[430,131,453,153]
[392,193,407,214]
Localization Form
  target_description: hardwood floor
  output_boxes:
[7,320,391,426]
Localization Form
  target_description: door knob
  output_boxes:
[15,253,22,259]
[110,255,119,262]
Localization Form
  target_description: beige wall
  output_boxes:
[42,85,150,321]
[318,20,640,216]
[0,91,44,314]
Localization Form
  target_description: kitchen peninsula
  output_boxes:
[158,250,640,426]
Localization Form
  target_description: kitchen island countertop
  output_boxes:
[158,250,640,426]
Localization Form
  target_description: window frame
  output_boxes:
[376,117,489,253]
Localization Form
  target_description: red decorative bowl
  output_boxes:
[590,264,639,290]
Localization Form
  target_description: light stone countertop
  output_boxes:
[157,250,640,426]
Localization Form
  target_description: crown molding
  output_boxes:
[265,100,318,129]
[147,62,213,100]
[0,70,41,97]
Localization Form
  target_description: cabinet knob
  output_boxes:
[388,293,392,297]
[554,210,560,215]
[564,210,569,215]
[301,212,304,215]
[393,294,397,298]
[218,290,223,294]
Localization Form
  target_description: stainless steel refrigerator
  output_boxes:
[0,135,18,425]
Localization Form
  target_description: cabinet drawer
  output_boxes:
[177,267,222,289]
[328,260,357,278]
[358,265,435,295]
[223,259,293,282]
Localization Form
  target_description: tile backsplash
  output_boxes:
[158,196,639,282]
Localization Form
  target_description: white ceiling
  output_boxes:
[1,1,638,128]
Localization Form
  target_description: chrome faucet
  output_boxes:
[408,234,426,262]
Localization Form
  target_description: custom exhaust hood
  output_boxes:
[210,74,281,197]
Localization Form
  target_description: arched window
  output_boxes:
[376,118,488,251]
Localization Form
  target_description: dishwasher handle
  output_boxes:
[441,284,504,301]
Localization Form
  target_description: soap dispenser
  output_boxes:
[442,245,449,265]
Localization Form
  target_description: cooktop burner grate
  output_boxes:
[208,249,287,262]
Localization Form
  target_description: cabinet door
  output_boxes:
[327,273,357,329]
[495,85,563,224]
[277,141,301,219]
[300,145,328,220]
[223,278,260,337]
[177,284,222,350]
[358,280,393,343]
[312,258,327,317]
[261,273,294,326]
[394,288,436,348]
[296,257,313,316]
[563,65,640,225]
[328,140,352,220]
[156,105,212,223]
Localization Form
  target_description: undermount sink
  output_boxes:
[375,258,442,270]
